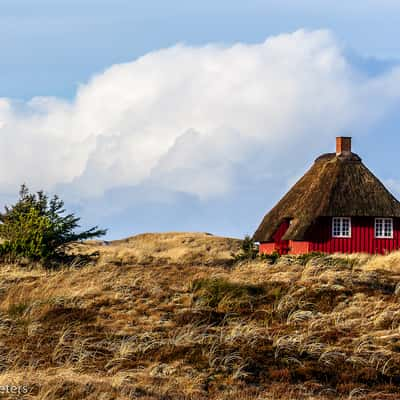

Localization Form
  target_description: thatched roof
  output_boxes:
[253,152,400,242]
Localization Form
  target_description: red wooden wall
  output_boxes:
[289,240,310,254]
[273,219,290,255]
[259,220,290,255]
[308,217,400,254]
[259,242,276,254]
[259,217,400,255]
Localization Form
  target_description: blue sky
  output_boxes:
[2,0,400,99]
[1,1,400,239]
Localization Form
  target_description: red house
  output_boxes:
[253,137,400,255]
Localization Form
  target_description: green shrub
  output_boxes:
[8,302,29,318]
[234,235,259,261]
[259,251,280,264]
[0,184,106,264]
[191,277,265,313]
[294,251,326,265]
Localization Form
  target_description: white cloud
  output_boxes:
[385,179,400,198]
[1,29,400,200]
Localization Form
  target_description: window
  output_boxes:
[332,217,351,238]
[375,218,393,238]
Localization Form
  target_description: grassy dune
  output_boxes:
[0,233,400,399]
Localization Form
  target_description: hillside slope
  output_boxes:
[0,233,400,399]
[76,232,242,266]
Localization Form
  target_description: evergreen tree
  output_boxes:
[0,184,106,262]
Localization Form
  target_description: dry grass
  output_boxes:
[74,232,241,267]
[0,233,400,399]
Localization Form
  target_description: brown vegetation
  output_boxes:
[0,232,400,399]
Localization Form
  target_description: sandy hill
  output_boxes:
[0,232,400,399]
[77,232,242,266]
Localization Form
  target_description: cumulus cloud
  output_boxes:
[1,29,400,201]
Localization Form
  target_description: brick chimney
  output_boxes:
[336,136,352,155]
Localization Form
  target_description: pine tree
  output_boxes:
[0,184,106,263]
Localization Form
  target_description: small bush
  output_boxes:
[294,252,326,266]
[8,302,29,318]
[234,235,259,261]
[191,277,265,313]
[259,251,280,264]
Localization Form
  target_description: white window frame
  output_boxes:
[374,218,393,239]
[332,217,351,238]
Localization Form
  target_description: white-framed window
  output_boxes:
[375,218,393,238]
[332,217,351,238]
